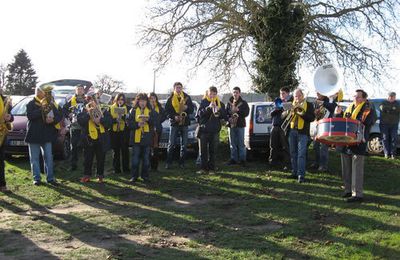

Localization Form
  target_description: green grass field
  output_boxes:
[0,140,399,259]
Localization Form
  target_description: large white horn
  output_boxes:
[313,63,341,97]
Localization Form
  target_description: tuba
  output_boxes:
[0,96,13,146]
[40,85,55,122]
[178,96,188,126]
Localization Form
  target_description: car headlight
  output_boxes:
[188,131,196,139]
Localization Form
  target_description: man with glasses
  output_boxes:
[335,89,376,203]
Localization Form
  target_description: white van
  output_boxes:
[244,102,275,152]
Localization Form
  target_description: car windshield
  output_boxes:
[255,105,274,124]
[11,97,66,116]
[52,86,76,95]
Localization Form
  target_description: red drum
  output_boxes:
[315,118,364,146]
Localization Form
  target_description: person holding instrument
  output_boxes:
[78,90,112,183]
[287,89,315,183]
[0,87,13,192]
[164,82,194,169]
[25,84,63,186]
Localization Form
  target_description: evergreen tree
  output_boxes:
[6,49,38,95]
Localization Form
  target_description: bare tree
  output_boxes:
[0,64,7,90]
[139,0,400,96]
[93,74,125,95]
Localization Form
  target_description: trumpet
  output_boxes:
[178,96,187,126]
[86,95,103,125]
[281,101,306,132]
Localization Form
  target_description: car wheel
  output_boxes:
[367,134,384,155]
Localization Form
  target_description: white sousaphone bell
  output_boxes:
[313,63,342,98]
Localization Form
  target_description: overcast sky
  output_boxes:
[0,0,399,96]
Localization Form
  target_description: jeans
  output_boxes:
[289,130,308,178]
[229,127,246,162]
[83,140,106,177]
[199,132,219,171]
[380,123,398,156]
[70,129,82,168]
[313,141,329,168]
[131,145,150,180]
[166,126,188,165]
[28,142,54,182]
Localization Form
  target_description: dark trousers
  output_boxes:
[199,132,218,171]
[110,131,130,172]
[83,140,105,177]
[380,123,398,156]
[131,145,150,180]
[70,129,82,168]
[0,145,5,187]
[150,131,162,170]
[269,126,290,166]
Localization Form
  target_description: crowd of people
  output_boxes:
[0,82,399,203]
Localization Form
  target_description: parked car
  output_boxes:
[244,102,274,152]
[45,79,92,98]
[158,100,200,151]
[5,95,71,159]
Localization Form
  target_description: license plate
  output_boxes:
[9,140,27,146]
[159,142,168,148]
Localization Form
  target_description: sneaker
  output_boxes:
[391,155,395,160]
[196,169,208,174]
[80,176,91,183]
[384,154,389,159]
[346,196,363,203]
[33,180,41,186]
[226,159,237,165]
[129,177,138,183]
[297,176,305,183]
[165,164,170,170]
[98,177,104,183]
[47,180,59,186]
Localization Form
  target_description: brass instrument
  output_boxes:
[178,96,188,126]
[0,96,12,146]
[230,99,242,128]
[281,101,306,132]
[86,94,103,126]
[40,85,55,122]
[211,98,220,118]
[314,100,328,121]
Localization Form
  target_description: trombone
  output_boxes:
[281,101,306,132]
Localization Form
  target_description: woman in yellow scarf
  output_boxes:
[127,93,155,183]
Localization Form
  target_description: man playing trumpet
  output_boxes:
[25,84,63,186]
[287,89,315,183]
[165,82,194,169]
[226,87,249,166]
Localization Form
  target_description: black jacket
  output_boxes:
[379,100,400,125]
[165,92,194,127]
[77,108,113,152]
[317,96,337,118]
[335,101,377,155]
[289,101,315,136]
[271,96,293,127]
[196,98,227,134]
[25,97,63,144]
[127,106,156,146]
[226,96,249,128]
[152,103,166,133]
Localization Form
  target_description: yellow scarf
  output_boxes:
[172,91,185,113]
[0,96,4,119]
[35,96,61,130]
[344,102,365,120]
[88,118,105,140]
[290,100,308,130]
[205,95,221,108]
[134,107,150,143]
[154,103,160,113]
[110,103,128,132]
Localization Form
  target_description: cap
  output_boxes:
[389,91,396,97]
